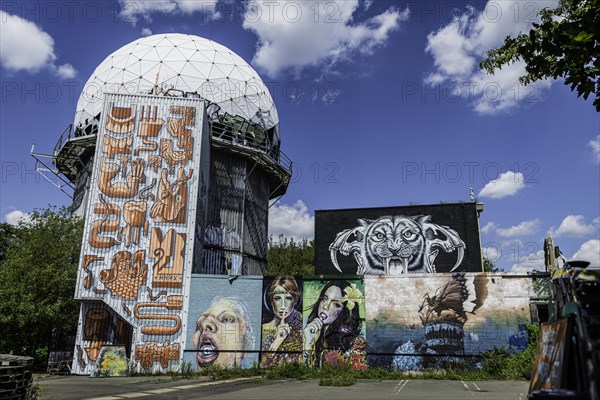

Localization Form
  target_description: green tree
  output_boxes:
[0,207,83,368]
[483,257,500,273]
[267,235,315,276]
[480,0,600,111]
[0,222,20,263]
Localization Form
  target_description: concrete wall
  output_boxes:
[365,273,532,369]
[180,273,531,372]
[74,271,534,374]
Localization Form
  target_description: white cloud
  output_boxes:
[478,171,526,199]
[1,11,55,72]
[571,240,600,267]
[482,245,501,262]
[497,219,541,237]
[0,11,76,79]
[243,1,409,77]
[588,135,600,164]
[118,0,220,24]
[268,199,314,242]
[141,27,153,36]
[510,250,545,273]
[4,210,31,225]
[55,63,77,79]
[480,221,497,234]
[424,1,556,114]
[549,215,598,238]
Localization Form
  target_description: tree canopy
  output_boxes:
[483,257,501,273]
[480,0,600,111]
[0,207,83,366]
[267,235,315,276]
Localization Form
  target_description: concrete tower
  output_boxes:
[46,34,290,374]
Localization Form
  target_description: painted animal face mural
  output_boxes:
[330,215,465,275]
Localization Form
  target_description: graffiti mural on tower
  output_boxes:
[315,203,483,275]
[73,93,210,374]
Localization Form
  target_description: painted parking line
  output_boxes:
[460,380,475,397]
[142,388,178,394]
[117,393,152,399]
[394,379,409,395]
[470,381,482,392]
[84,377,260,400]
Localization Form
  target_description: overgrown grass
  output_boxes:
[198,363,262,381]
[479,324,540,380]
[263,360,315,380]
[127,324,540,385]
[25,382,45,400]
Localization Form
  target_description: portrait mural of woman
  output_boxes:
[191,296,256,369]
[185,275,262,370]
[260,276,303,367]
[302,279,367,369]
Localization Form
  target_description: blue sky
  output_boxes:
[1,0,599,271]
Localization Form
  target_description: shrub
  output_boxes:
[263,361,314,380]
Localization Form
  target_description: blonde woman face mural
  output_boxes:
[192,297,253,368]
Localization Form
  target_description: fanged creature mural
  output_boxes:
[315,204,483,275]
[330,215,466,275]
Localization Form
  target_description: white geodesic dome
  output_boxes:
[74,33,278,131]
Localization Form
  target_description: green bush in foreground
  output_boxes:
[144,324,541,385]
[480,324,540,380]
[263,361,315,380]
[199,363,262,381]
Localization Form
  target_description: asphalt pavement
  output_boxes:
[36,375,530,400]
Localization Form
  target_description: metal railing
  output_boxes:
[53,124,73,155]
[53,120,100,156]
[211,120,292,177]
[52,113,292,177]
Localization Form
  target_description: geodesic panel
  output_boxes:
[75,34,278,131]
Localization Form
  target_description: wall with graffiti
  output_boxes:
[72,93,210,374]
[365,273,532,370]
[184,275,263,369]
[260,276,304,367]
[302,277,367,369]
[314,203,483,275]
